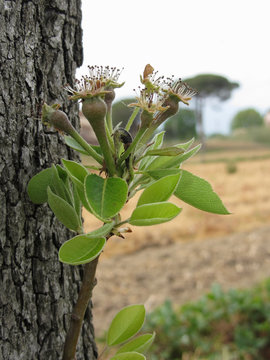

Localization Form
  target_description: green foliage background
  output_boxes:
[164,109,197,140]
[145,279,270,360]
[231,108,264,131]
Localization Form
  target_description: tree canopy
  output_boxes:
[184,74,239,101]
[231,108,264,130]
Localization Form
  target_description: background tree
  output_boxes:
[164,109,197,141]
[0,1,97,359]
[184,74,239,146]
[231,108,264,131]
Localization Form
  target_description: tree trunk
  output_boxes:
[0,1,97,359]
[195,96,206,151]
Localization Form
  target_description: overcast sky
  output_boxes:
[77,0,270,134]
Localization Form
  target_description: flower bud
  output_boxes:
[104,89,116,107]
[42,103,75,135]
[140,110,154,128]
[82,97,116,176]
[82,97,107,128]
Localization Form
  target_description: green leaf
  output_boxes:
[73,184,81,217]
[146,168,181,180]
[64,136,103,156]
[51,165,68,200]
[62,159,91,212]
[85,222,115,238]
[54,165,73,205]
[139,131,165,170]
[75,183,93,213]
[174,170,230,214]
[56,164,68,184]
[107,305,146,346]
[27,168,53,204]
[144,147,184,157]
[175,137,195,150]
[116,333,156,354]
[47,187,81,231]
[85,174,128,221]
[129,202,182,226]
[62,159,88,186]
[137,173,181,206]
[64,135,89,155]
[110,352,146,360]
[147,144,201,170]
[59,235,106,265]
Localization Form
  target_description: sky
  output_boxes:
[77,0,270,135]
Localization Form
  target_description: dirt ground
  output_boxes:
[92,225,270,336]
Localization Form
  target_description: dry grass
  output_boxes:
[83,146,270,259]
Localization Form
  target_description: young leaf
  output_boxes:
[110,352,146,360]
[147,144,201,171]
[85,222,115,238]
[146,168,181,180]
[107,305,146,346]
[85,174,128,221]
[47,187,81,231]
[52,165,73,205]
[144,147,184,157]
[174,170,230,214]
[56,164,68,183]
[139,131,165,170]
[116,333,156,354]
[73,184,81,217]
[64,135,89,155]
[64,136,103,156]
[27,168,53,204]
[59,236,106,265]
[175,137,194,151]
[129,202,182,226]
[75,183,93,213]
[62,159,88,186]
[62,159,91,212]
[137,173,181,206]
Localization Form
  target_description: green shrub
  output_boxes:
[231,109,264,131]
[226,161,237,174]
[144,280,270,359]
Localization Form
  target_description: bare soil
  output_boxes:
[93,225,270,336]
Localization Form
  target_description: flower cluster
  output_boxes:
[130,64,198,118]
[129,87,169,114]
[163,77,198,105]
[65,65,124,100]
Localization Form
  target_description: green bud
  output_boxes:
[104,89,116,107]
[140,110,154,128]
[82,97,116,176]
[42,103,75,135]
[82,97,107,126]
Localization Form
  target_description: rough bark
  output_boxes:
[0,1,97,359]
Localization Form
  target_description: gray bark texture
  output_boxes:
[0,1,97,359]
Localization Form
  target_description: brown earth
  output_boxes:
[81,153,270,336]
[92,225,270,336]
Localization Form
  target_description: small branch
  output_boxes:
[97,345,108,360]
[115,218,130,228]
[62,257,99,360]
